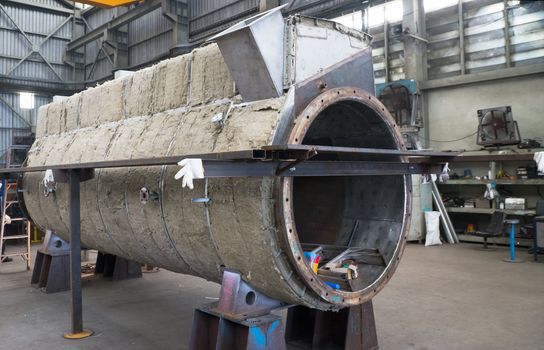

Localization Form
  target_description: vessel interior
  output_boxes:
[292,100,406,292]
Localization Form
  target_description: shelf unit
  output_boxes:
[437,150,543,246]
[445,207,536,216]
[441,179,544,186]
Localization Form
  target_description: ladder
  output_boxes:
[0,179,31,269]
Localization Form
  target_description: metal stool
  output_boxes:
[503,219,524,263]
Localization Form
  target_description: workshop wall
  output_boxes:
[427,74,544,151]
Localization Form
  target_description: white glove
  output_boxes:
[42,169,56,196]
[535,152,544,173]
[174,158,205,190]
[439,163,450,182]
[483,183,499,200]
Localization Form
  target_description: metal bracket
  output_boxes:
[190,270,287,349]
[275,148,317,176]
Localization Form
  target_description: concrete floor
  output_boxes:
[0,243,543,350]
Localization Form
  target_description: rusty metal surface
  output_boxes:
[293,48,375,116]
[276,87,411,308]
[190,270,286,350]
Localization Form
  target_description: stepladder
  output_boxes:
[1,179,31,270]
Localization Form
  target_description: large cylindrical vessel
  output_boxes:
[22,15,410,311]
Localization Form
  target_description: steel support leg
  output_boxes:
[503,220,524,263]
[285,301,378,350]
[189,269,286,350]
[63,170,93,339]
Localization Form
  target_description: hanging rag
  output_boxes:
[534,152,544,173]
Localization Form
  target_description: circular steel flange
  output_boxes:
[276,87,412,309]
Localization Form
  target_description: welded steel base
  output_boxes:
[285,303,378,350]
[190,270,378,350]
[95,252,143,281]
[190,270,286,350]
[31,233,142,293]
[31,231,71,293]
[31,250,71,293]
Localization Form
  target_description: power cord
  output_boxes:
[419,131,478,143]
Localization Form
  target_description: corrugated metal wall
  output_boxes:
[83,8,125,80]
[0,92,50,167]
[369,21,406,83]
[0,0,75,91]
[188,0,259,41]
[82,1,187,81]
[331,2,405,85]
[186,0,363,41]
[281,0,362,17]
[426,0,544,79]
[128,7,174,67]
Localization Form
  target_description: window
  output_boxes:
[423,0,458,13]
[19,92,34,109]
[332,1,403,30]
[367,0,403,28]
[333,11,363,30]
[385,0,403,23]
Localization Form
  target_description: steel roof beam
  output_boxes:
[67,0,162,52]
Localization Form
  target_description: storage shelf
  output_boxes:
[457,234,533,248]
[450,153,538,162]
[446,207,536,216]
[439,179,544,186]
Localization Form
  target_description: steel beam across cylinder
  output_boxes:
[0,159,443,178]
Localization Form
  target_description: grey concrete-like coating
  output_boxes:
[0,243,542,349]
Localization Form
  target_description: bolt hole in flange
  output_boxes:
[245,291,256,305]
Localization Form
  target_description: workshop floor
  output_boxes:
[0,243,542,350]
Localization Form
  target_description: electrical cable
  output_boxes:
[419,130,478,143]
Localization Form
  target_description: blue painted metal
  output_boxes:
[509,222,516,261]
[375,78,417,97]
[504,219,524,263]
[0,179,4,209]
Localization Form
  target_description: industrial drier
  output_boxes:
[1,6,454,349]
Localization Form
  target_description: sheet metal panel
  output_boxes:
[426,0,544,79]
[0,92,50,167]
[128,7,173,67]
[282,0,361,17]
[0,1,74,91]
[188,0,259,40]
[369,19,405,84]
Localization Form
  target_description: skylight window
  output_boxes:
[367,0,403,28]
[423,0,458,13]
[19,92,34,109]
[333,11,363,30]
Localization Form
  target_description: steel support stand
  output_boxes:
[503,219,524,263]
[190,269,286,350]
[63,169,93,339]
[190,269,379,350]
[285,302,378,350]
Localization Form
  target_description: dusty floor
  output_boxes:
[0,242,543,350]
